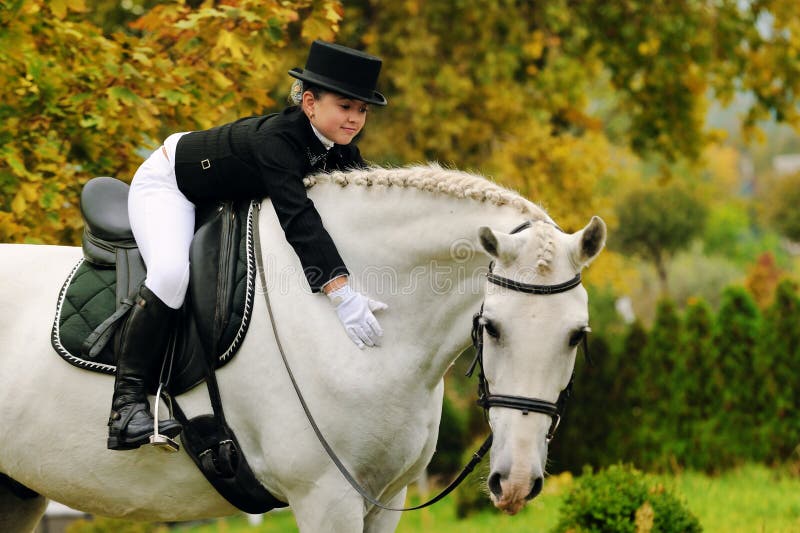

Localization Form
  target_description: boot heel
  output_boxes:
[107,434,137,451]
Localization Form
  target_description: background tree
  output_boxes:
[714,286,763,464]
[613,183,708,294]
[744,252,785,308]
[760,171,800,243]
[337,0,800,230]
[4,0,800,257]
[678,298,718,471]
[549,335,613,473]
[569,0,800,160]
[756,279,800,463]
[0,0,341,244]
[613,320,650,465]
[637,298,681,470]
[337,0,616,233]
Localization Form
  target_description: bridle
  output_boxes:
[254,209,586,511]
[465,220,585,442]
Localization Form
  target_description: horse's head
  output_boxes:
[476,216,606,515]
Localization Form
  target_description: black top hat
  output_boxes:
[289,40,387,106]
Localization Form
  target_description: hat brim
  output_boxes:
[289,68,387,106]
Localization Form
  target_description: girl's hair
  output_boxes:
[289,80,327,105]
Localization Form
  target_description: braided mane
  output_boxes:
[531,220,557,273]
[304,163,547,219]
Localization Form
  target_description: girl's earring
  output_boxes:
[310,112,315,120]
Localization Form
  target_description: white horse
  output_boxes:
[0,164,605,532]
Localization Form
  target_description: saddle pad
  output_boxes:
[51,203,257,377]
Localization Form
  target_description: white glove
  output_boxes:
[327,284,388,348]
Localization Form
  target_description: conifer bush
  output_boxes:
[714,286,763,463]
[757,278,800,462]
[679,299,719,472]
[638,299,682,469]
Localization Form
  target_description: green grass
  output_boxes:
[168,476,565,533]
[121,464,800,533]
[657,464,800,533]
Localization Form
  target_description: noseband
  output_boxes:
[466,220,586,442]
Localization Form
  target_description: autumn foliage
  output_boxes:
[0,0,342,244]
[3,0,800,249]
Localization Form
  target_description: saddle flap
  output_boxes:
[189,202,242,357]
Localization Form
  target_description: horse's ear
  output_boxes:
[570,216,607,269]
[478,227,523,264]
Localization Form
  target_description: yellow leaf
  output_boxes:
[11,192,26,215]
[70,0,88,13]
[132,52,152,66]
[214,30,246,61]
[135,105,158,132]
[50,0,67,20]
[209,70,233,89]
[302,16,337,42]
[47,0,87,19]
[20,182,39,202]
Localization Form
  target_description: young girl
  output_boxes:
[108,41,389,451]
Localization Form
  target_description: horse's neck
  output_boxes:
[303,177,538,382]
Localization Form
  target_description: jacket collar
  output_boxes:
[310,124,335,150]
[285,106,329,166]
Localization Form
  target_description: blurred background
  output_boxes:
[2,1,799,531]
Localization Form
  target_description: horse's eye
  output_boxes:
[483,319,501,340]
[569,327,590,347]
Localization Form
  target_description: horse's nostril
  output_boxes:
[527,476,544,500]
[488,472,503,499]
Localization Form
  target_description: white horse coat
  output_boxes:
[0,164,605,532]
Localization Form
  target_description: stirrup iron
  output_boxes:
[150,383,180,452]
[150,433,180,452]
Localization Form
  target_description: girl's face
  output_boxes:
[304,91,368,145]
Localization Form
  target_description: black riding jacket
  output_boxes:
[174,106,364,292]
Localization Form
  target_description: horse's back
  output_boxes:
[0,243,81,293]
[0,243,236,520]
[0,243,84,405]
[0,244,81,339]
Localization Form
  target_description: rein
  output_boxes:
[253,209,581,511]
[253,205,491,511]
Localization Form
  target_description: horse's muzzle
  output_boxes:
[488,471,544,515]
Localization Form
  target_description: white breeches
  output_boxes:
[128,132,194,309]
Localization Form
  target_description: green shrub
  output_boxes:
[553,464,701,533]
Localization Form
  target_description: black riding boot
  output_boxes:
[107,285,182,450]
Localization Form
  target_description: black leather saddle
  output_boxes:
[51,177,287,514]
[52,177,257,394]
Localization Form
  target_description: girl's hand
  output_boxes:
[327,284,388,349]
